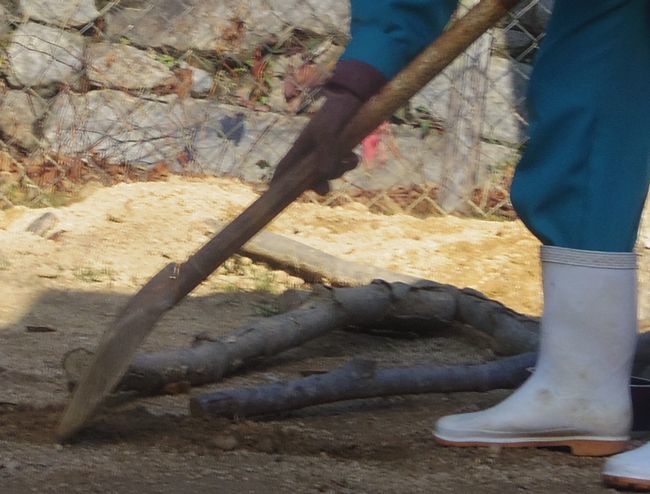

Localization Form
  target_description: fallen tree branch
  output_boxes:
[64,281,539,395]
[190,353,537,418]
[238,228,540,354]
[64,282,454,394]
[63,277,650,400]
[277,281,540,356]
[240,226,423,285]
[242,233,650,364]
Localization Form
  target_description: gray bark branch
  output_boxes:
[190,353,537,418]
[64,281,540,395]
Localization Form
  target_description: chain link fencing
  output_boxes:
[0,0,548,217]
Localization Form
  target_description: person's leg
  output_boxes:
[434,0,649,457]
[510,0,649,253]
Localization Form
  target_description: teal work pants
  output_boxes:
[510,0,650,252]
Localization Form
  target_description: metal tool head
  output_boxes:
[56,264,179,441]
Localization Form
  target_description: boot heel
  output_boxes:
[568,440,627,457]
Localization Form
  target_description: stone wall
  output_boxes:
[0,0,548,188]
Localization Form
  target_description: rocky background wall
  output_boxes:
[0,0,623,220]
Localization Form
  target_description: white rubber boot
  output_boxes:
[434,246,638,456]
[603,442,650,489]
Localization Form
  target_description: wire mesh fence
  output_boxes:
[0,0,548,217]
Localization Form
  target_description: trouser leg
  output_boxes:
[510,0,650,252]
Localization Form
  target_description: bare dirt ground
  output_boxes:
[0,176,648,493]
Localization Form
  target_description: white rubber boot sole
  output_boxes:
[434,432,627,457]
[602,443,650,490]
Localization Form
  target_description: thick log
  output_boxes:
[278,281,540,355]
[453,286,539,355]
[190,353,537,418]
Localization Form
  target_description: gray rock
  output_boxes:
[193,110,469,189]
[105,0,349,56]
[254,0,349,39]
[330,127,517,192]
[267,80,288,113]
[339,126,446,191]
[480,141,519,171]
[185,101,306,182]
[43,90,185,165]
[413,56,531,146]
[39,87,522,189]
[41,89,305,178]
[0,89,46,150]
[19,0,100,28]
[5,22,84,88]
[86,43,176,90]
[26,211,59,237]
[411,66,454,122]
[179,62,213,96]
[0,5,11,40]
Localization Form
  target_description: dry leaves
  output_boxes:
[284,61,328,113]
